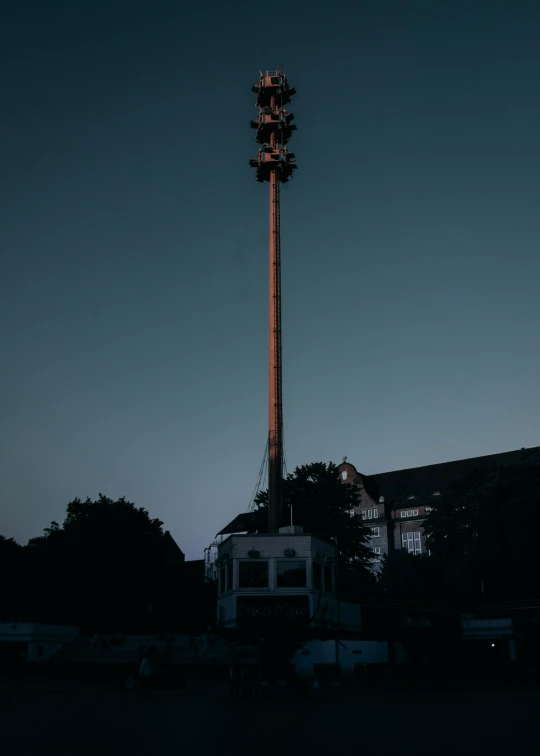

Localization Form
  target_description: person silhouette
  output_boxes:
[138,651,154,697]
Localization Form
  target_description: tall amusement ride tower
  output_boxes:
[216,84,358,639]
[249,70,297,536]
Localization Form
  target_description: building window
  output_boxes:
[372,547,381,560]
[401,509,419,518]
[220,567,226,595]
[379,496,385,503]
[361,508,378,520]
[238,560,269,589]
[425,507,432,513]
[324,565,334,594]
[402,532,421,555]
[276,560,307,588]
[226,561,233,592]
[341,471,347,480]
[371,527,380,538]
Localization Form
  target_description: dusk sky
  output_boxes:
[1,0,539,559]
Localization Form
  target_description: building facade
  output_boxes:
[337,447,538,571]
[211,447,538,575]
[204,535,227,582]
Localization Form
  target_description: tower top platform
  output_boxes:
[251,71,296,107]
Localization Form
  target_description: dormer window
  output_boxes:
[407,495,416,500]
[379,496,385,503]
[362,508,378,520]
[432,491,441,496]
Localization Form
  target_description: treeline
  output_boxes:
[380,448,540,606]
[254,454,540,607]
[1,495,216,634]
[2,450,538,632]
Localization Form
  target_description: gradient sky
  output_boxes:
[1,0,539,559]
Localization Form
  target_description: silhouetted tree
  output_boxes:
[0,535,23,552]
[0,536,26,620]
[423,449,540,602]
[23,495,184,632]
[254,461,374,578]
[378,550,447,602]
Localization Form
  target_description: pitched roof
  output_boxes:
[162,531,185,562]
[216,446,540,535]
[357,446,540,507]
[216,510,266,537]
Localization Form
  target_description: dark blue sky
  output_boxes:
[1,0,539,559]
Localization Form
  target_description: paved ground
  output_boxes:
[1,676,538,755]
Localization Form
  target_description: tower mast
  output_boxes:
[250,71,297,534]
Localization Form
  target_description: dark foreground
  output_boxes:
[1,676,538,755]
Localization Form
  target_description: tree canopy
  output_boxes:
[28,495,167,563]
[2,495,196,632]
[378,550,447,603]
[423,448,540,602]
[254,461,374,571]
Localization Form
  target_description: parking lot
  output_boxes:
[1,676,538,755]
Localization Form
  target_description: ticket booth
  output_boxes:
[215,526,361,638]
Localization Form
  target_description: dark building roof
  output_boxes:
[216,446,540,534]
[162,531,185,563]
[216,510,266,537]
[354,446,540,507]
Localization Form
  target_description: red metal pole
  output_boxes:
[249,72,296,534]
[268,100,282,534]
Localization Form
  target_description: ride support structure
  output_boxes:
[249,70,297,535]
